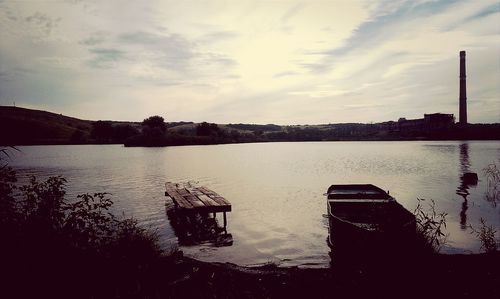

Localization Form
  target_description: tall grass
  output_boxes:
[470,218,498,253]
[414,198,448,253]
[484,163,500,205]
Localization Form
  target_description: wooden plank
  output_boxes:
[185,195,205,208]
[165,187,180,195]
[211,196,231,206]
[212,198,231,211]
[197,194,221,207]
[165,189,178,197]
[169,191,194,209]
[166,184,198,209]
[197,186,217,196]
[177,188,190,196]
[165,182,231,213]
[210,195,226,207]
[165,182,179,190]
[198,188,232,208]
[185,187,203,196]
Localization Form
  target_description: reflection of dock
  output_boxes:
[165,182,231,227]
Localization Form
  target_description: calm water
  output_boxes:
[8,141,500,267]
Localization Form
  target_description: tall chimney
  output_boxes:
[459,50,467,124]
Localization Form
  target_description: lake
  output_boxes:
[8,141,500,267]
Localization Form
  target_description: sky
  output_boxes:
[0,0,499,124]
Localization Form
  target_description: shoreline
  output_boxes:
[155,251,500,298]
[5,137,500,147]
[4,238,499,298]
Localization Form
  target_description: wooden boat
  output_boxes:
[326,184,416,251]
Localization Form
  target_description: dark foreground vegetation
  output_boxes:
[1,159,163,298]
[2,106,499,146]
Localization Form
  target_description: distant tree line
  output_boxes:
[90,121,139,143]
[2,104,500,146]
[122,115,500,147]
[226,123,282,132]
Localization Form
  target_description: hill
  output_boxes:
[0,106,144,145]
[1,106,499,146]
[0,106,285,146]
[0,106,95,145]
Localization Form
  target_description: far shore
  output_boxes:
[5,136,500,148]
[2,106,499,147]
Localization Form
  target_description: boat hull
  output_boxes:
[327,210,416,252]
[326,184,416,255]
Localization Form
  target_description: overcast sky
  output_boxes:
[0,0,498,124]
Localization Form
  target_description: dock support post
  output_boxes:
[223,212,227,228]
[213,212,216,218]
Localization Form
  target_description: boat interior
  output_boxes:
[327,184,391,200]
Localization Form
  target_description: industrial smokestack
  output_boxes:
[459,51,467,125]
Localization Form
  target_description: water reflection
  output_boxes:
[9,142,500,265]
[166,201,233,247]
[456,142,478,229]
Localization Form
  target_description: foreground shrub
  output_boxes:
[0,166,162,298]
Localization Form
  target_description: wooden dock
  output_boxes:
[165,182,231,227]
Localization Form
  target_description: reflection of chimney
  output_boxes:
[459,51,467,125]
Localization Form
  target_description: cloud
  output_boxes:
[0,0,498,123]
[2,5,17,21]
[343,103,387,110]
[197,31,239,44]
[200,52,236,67]
[87,48,125,68]
[24,12,61,37]
[445,2,500,30]
[274,71,298,78]
[304,0,462,73]
[117,30,237,80]
[80,31,109,46]
[462,2,499,20]
[118,31,195,71]
[281,2,306,23]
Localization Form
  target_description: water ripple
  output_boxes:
[9,141,500,267]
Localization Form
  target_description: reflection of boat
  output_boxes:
[326,184,415,250]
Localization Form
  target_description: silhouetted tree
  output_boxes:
[196,122,221,136]
[91,121,113,142]
[114,124,139,141]
[142,116,166,133]
[141,116,167,141]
